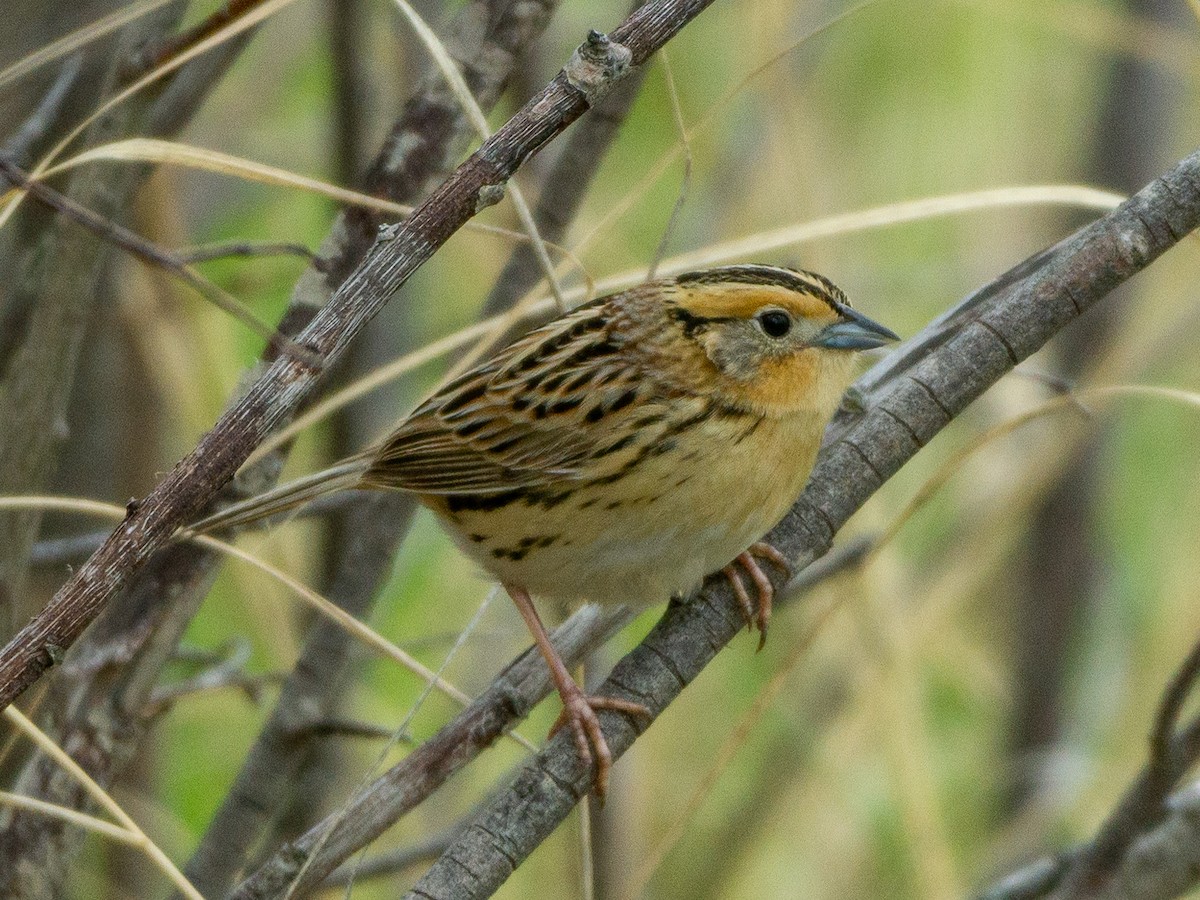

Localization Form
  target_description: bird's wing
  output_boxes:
[362,297,653,496]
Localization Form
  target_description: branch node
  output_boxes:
[564,30,633,104]
[376,221,403,242]
[475,182,507,213]
[43,644,65,667]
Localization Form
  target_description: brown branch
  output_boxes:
[0,0,717,712]
[179,1,567,892]
[230,533,871,898]
[228,605,636,899]
[400,146,1200,899]
[124,0,269,79]
[6,0,561,889]
[5,0,560,889]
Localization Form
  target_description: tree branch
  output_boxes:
[402,146,1200,899]
[229,533,872,898]
[0,8,257,893]
[229,604,635,899]
[179,1,570,892]
[0,0,719,711]
[980,628,1200,900]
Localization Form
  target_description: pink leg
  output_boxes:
[505,584,649,801]
[722,563,756,633]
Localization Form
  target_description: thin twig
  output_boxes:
[27,493,360,568]
[176,239,318,265]
[0,56,83,168]
[0,156,314,363]
[286,718,410,742]
[146,671,283,711]
[322,825,462,886]
[124,0,271,78]
[1151,637,1200,771]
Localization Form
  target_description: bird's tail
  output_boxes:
[186,457,372,536]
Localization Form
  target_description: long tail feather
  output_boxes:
[187,458,372,536]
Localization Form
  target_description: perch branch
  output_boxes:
[403,146,1200,899]
[230,535,872,897]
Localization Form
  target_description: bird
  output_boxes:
[189,263,898,798]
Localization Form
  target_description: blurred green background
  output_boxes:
[7,0,1200,897]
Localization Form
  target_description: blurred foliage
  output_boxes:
[7,0,1200,897]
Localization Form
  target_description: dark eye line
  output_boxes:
[670,306,735,337]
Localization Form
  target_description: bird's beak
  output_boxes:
[813,306,900,351]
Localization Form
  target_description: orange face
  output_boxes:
[635,269,892,418]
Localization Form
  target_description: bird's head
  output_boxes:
[658,264,899,417]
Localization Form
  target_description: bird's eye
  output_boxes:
[757,310,791,338]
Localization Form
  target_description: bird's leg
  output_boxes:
[504,584,649,801]
[723,542,792,650]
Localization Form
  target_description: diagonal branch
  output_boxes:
[980,628,1200,900]
[0,0,719,712]
[229,537,871,899]
[179,1,566,893]
[404,146,1200,899]
[230,604,635,899]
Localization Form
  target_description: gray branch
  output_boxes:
[403,147,1200,899]
[228,536,874,898]
[980,780,1200,900]
[0,5,256,895]
[229,605,636,899]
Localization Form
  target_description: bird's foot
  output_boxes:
[722,542,792,650]
[548,683,650,801]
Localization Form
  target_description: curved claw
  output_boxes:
[748,541,792,580]
[723,542,792,651]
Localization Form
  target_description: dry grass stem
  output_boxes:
[0,0,175,88]
[2,707,204,899]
